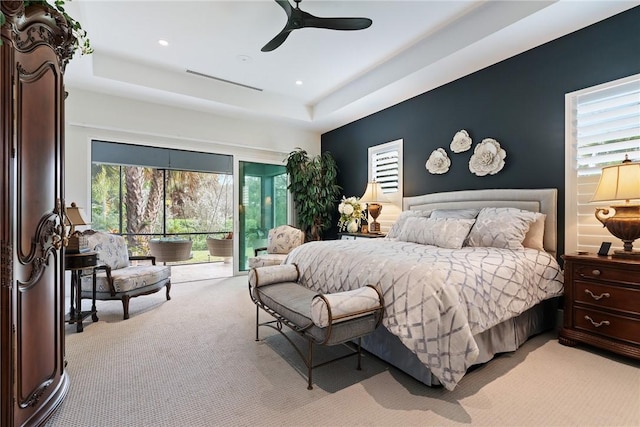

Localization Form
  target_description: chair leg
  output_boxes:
[255,305,260,341]
[165,281,172,300]
[122,296,130,320]
[307,338,313,390]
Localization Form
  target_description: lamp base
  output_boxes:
[611,249,640,259]
[67,234,90,254]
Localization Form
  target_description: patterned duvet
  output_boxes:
[284,239,564,390]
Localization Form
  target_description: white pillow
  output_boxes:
[430,208,479,219]
[522,212,546,251]
[397,217,476,249]
[466,207,538,250]
[386,209,432,239]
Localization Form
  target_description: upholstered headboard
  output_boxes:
[403,188,558,256]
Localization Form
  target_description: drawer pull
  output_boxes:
[584,315,610,328]
[584,289,610,301]
[591,269,601,276]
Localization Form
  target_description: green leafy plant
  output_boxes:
[1,0,92,57]
[285,148,342,241]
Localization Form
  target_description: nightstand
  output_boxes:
[559,254,640,360]
[66,251,99,332]
[339,232,386,240]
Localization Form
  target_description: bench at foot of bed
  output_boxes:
[249,264,384,390]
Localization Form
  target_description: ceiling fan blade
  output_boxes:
[302,13,372,31]
[275,0,293,18]
[261,29,292,52]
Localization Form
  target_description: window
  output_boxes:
[565,74,640,254]
[91,141,234,263]
[368,139,403,231]
[368,139,403,205]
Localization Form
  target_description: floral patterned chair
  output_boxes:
[80,231,171,319]
[248,225,305,268]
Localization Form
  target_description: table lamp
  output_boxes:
[65,202,90,253]
[360,181,388,233]
[591,155,640,258]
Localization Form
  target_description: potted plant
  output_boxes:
[285,148,341,241]
[1,1,92,58]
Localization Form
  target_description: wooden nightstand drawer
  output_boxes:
[575,280,640,315]
[574,307,640,346]
[560,254,640,360]
[573,263,637,286]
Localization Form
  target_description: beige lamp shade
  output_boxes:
[360,181,388,203]
[591,159,640,203]
[65,202,89,228]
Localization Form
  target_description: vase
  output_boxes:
[347,220,359,233]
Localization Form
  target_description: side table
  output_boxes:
[65,251,99,332]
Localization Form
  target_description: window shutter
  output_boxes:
[572,77,640,253]
[372,148,399,193]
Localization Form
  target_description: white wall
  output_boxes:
[64,88,321,208]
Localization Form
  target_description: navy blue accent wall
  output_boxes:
[321,7,640,255]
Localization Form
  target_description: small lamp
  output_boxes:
[360,181,388,233]
[65,202,90,253]
[591,155,640,258]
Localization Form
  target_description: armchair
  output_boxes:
[248,225,305,269]
[80,231,171,319]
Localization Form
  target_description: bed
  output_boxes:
[284,188,564,390]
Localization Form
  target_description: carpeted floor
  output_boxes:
[47,276,640,426]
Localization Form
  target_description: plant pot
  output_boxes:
[149,239,193,263]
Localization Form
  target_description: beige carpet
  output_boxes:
[47,276,640,427]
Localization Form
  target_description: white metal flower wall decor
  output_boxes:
[468,138,506,176]
[450,130,472,153]
[426,148,451,174]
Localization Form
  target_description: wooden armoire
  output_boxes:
[1,2,75,426]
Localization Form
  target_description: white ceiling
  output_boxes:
[63,0,638,134]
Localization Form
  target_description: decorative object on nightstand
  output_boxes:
[65,202,90,253]
[360,181,388,233]
[591,155,640,258]
[559,254,640,360]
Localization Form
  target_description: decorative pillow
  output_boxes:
[249,263,299,289]
[397,217,476,249]
[522,212,546,251]
[430,208,479,219]
[386,209,432,239]
[467,207,538,250]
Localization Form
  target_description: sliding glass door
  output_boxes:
[238,161,288,271]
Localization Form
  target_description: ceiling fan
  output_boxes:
[261,0,373,52]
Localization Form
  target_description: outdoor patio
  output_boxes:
[169,261,234,284]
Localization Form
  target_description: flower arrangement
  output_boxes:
[337,196,365,233]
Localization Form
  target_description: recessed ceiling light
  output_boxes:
[295,80,303,86]
[158,40,169,46]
